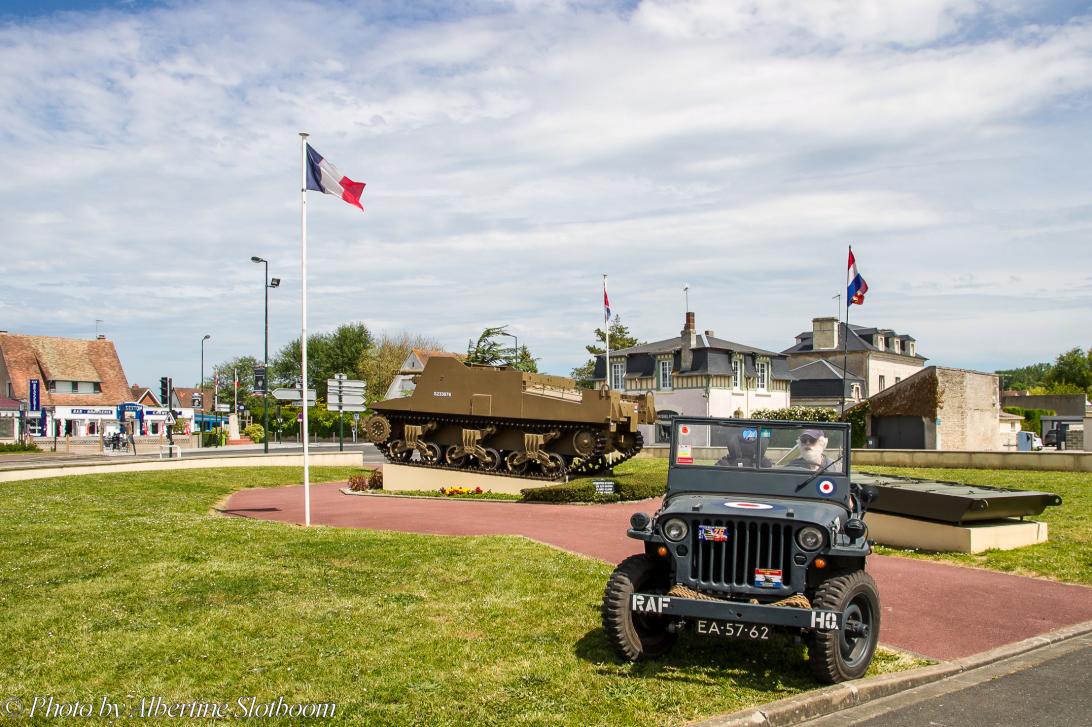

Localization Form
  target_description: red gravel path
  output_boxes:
[223,482,1092,661]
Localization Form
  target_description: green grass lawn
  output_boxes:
[859,467,1092,585]
[0,466,919,725]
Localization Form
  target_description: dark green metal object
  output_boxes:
[852,473,1062,525]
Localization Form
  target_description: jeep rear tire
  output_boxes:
[807,570,880,683]
[602,554,677,661]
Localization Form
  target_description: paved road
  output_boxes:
[222,481,1092,661]
[802,634,1092,726]
[0,443,384,470]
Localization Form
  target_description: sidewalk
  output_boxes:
[222,482,1092,661]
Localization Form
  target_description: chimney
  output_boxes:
[704,329,715,338]
[812,316,839,351]
[680,312,696,371]
[96,334,106,340]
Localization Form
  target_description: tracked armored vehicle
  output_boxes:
[364,357,656,480]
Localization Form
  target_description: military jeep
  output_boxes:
[602,417,880,683]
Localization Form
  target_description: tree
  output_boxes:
[465,326,538,372]
[996,362,1051,391]
[1044,347,1092,392]
[571,315,641,389]
[357,332,444,404]
[270,322,374,399]
[206,355,260,405]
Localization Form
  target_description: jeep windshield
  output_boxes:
[672,420,847,475]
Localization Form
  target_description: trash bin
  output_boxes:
[1017,431,1034,452]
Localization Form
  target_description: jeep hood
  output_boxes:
[659,492,848,529]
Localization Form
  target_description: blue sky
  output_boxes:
[1,0,1091,387]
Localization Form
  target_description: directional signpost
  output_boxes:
[272,387,317,406]
[327,374,366,451]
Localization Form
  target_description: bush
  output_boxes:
[1003,406,1056,434]
[0,441,40,453]
[242,423,265,443]
[202,430,227,447]
[520,476,665,503]
[752,406,840,422]
[348,470,383,492]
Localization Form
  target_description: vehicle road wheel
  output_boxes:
[477,448,501,471]
[807,570,880,683]
[601,554,677,661]
[388,440,413,462]
[445,446,469,468]
[421,442,441,464]
[505,452,528,474]
[542,452,567,477]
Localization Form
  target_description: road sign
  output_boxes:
[327,393,365,406]
[215,403,231,413]
[326,403,367,412]
[272,388,317,402]
[297,412,303,422]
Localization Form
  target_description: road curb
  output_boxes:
[689,619,1092,727]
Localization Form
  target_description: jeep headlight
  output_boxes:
[662,518,688,542]
[796,526,824,551]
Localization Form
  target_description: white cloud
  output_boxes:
[0,0,1089,386]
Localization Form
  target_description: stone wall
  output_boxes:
[936,368,1001,451]
[852,448,1092,472]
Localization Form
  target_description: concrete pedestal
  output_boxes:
[865,512,1048,554]
[382,463,555,495]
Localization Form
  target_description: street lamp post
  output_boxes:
[501,332,518,367]
[251,256,280,454]
[200,334,210,445]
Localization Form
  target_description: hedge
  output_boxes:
[1003,406,1056,434]
[520,477,665,503]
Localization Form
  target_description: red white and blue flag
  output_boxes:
[847,247,868,306]
[305,144,366,211]
[603,277,612,324]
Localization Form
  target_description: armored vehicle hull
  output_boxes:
[365,357,656,480]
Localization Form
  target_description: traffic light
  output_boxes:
[159,376,172,407]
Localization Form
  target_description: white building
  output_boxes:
[595,312,792,445]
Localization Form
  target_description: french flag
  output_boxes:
[847,247,868,306]
[305,144,366,211]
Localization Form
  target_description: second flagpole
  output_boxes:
[300,132,311,526]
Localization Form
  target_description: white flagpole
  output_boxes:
[603,273,610,390]
[300,132,311,527]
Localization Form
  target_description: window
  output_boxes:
[875,336,884,351]
[755,360,769,391]
[47,380,56,393]
[5,383,11,398]
[878,375,886,391]
[93,382,102,393]
[895,376,901,384]
[909,342,916,356]
[655,410,678,444]
[658,359,672,390]
[893,339,901,354]
[731,356,743,391]
[851,383,862,399]
[610,361,625,390]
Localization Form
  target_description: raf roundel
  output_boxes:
[817,480,836,497]
[724,501,773,510]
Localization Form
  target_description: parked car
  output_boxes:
[1044,429,1058,448]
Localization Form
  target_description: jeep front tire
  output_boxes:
[807,570,880,683]
[601,554,677,661]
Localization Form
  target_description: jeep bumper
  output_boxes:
[630,592,843,630]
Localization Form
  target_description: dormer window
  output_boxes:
[755,359,769,391]
[657,359,672,390]
[909,342,916,356]
[893,339,901,354]
[731,356,743,391]
[875,336,884,351]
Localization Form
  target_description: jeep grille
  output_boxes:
[688,519,794,590]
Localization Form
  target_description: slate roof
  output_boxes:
[611,334,782,359]
[788,359,864,383]
[783,323,927,360]
[0,333,131,406]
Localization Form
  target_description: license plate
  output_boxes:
[695,619,770,640]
